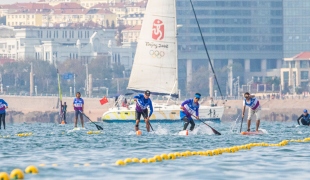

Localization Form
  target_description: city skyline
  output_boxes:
[2,0,37,3]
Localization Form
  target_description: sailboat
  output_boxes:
[102,0,224,122]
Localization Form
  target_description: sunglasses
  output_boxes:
[145,94,150,97]
[195,97,200,100]
[244,96,249,98]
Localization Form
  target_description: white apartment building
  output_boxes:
[0,25,134,69]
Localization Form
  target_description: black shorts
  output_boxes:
[75,110,83,119]
[135,109,148,121]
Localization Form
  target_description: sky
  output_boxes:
[1,0,38,4]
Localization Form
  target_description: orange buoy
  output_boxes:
[136,130,142,136]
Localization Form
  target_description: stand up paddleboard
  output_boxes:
[241,130,264,135]
[178,130,189,136]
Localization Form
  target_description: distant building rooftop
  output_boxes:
[284,52,310,61]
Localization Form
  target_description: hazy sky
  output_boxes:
[2,0,38,4]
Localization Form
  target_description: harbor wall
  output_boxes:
[1,95,308,123]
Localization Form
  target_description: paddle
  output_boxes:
[195,117,221,135]
[79,110,103,130]
[240,117,244,133]
[141,111,154,131]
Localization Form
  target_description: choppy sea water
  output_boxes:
[0,121,310,180]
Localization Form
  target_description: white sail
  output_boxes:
[127,0,178,97]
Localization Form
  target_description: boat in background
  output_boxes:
[102,0,224,122]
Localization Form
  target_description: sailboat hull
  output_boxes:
[102,104,224,123]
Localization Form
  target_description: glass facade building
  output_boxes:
[176,0,283,93]
[283,0,310,58]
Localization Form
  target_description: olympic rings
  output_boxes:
[149,50,165,58]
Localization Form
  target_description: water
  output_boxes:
[1,121,310,179]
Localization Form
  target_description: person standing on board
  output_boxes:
[73,92,84,128]
[0,98,8,130]
[242,92,261,132]
[134,90,153,132]
[297,109,310,126]
[62,102,67,123]
[180,93,201,131]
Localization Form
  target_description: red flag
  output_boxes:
[100,96,108,105]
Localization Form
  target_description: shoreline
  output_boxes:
[1,95,308,123]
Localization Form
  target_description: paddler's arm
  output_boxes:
[242,105,246,118]
[195,107,199,120]
[180,99,190,110]
[297,115,303,125]
[249,94,255,98]
[148,100,153,118]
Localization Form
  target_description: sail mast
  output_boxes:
[188,0,224,99]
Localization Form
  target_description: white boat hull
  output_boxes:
[102,104,224,122]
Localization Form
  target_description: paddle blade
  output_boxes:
[96,125,104,130]
[211,128,221,135]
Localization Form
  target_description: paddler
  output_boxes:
[134,90,153,132]
[242,92,261,132]
[0,98,8,130]
[180,93,200,131]
[73,92,84,129]
[297,109,310,126]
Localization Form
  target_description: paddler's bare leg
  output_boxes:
[74,111,78,128]
[247,120,251,132]
[135,120,139,131]
[256,120,260,132]
[80,114,84,128]
[145,118,150,132]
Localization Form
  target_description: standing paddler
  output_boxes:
[242,92,261,132]
[180,93,201,131]
[134,90,153,132]
[0,98,8,130]
[73,92,84,129]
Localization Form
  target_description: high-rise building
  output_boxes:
[283,0,310,58]
[176,0,283,95]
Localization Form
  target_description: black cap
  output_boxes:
[145,90,151,96]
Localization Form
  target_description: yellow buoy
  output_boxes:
[191,151,197,155]
[217,149,223,154]
[0,172,9,180]
[168,153,176,160]
[148,158,156,163]
[180,152,187,157]
[10,169,24,179]
[139,158,148,163]
[161,154,169,160]
[87,131,93,134]
[212,149,219,155]
[115,160,125,166]
[124,158,132,164]
[197,151,204,156]
[245,145,251,150]
[205,150,213,156]
[154,155,162,162]
[185,151,192,156]
[25,165,39,174]
[229,147,235,153]
[174,152,181,158]
[131,158,139,163]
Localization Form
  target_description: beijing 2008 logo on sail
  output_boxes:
[152,19,164,40]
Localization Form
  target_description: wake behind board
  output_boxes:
[241,130,264,135]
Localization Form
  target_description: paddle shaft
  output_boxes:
[141,111,154,131]
[79,111,103,130]
[240,117,244,133]
[197,118,221,135]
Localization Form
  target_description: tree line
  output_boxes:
[0,56,127,97]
